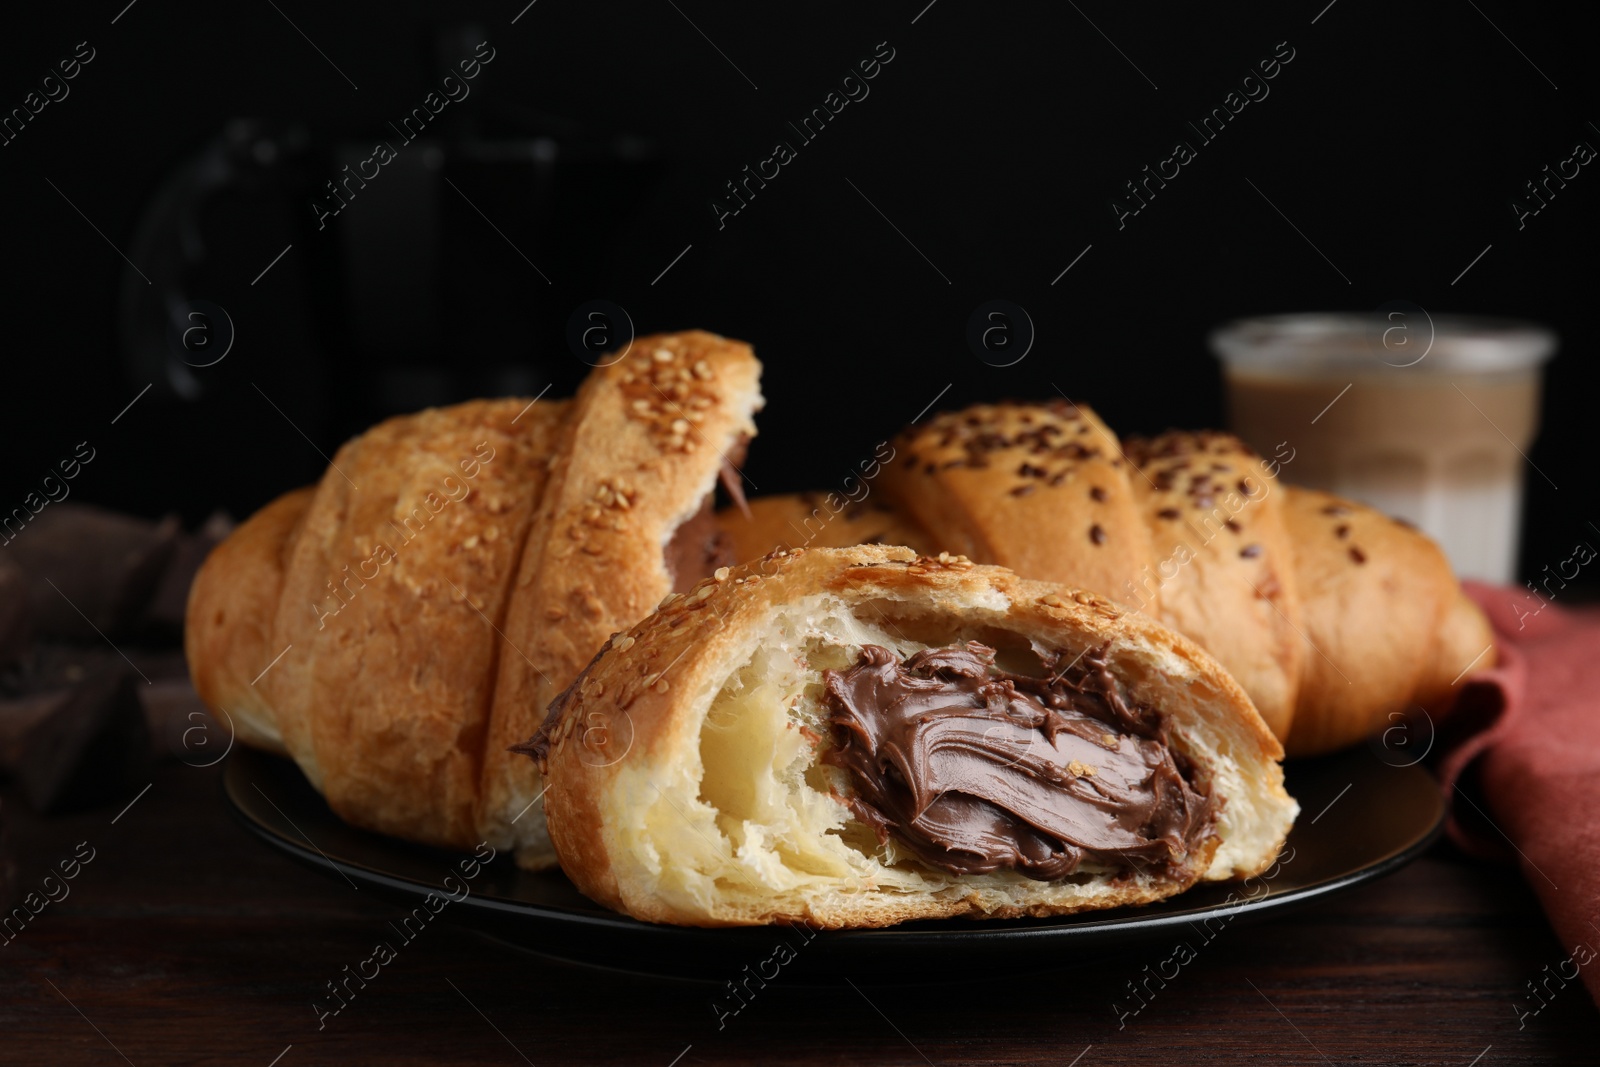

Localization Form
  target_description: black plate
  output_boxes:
[225,743,1443,980]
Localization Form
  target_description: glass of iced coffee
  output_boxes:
[1212,312,1556,583]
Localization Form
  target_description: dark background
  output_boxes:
[2,0,1594,589]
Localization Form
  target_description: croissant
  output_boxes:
[185,332,763,866]
[715,400,1494,757]
[524,544,1297,927]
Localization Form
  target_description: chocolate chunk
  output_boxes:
[4,505,180,641]
[146,512,234,631]
[0,662,152,813]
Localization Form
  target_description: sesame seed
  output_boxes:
[714,566,730,581]
[1239,544,1262,559]
[1089,486,1107,502]
[1349,546,1367,564]
[653,348,674,362]
[614,634,635,651]
[1089,524,1106,545]
[1335,524,1350,539]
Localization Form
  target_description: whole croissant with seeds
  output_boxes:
[719,400,1492,757]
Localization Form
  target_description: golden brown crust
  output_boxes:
[1122,431,1305,740]
[266,398,567,848]
[184,486,314,755]
[1280,487,1482,757]
[717,491,936,563]
[874,402,1482,756]
[537,545,1294,928]
[477,331,763,864]
[882,401,1155,605]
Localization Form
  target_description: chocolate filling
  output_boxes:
[821,642,1214,881]
[663,434,750,593]
[664,499,734,594]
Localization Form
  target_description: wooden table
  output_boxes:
[3,757,1594,1066]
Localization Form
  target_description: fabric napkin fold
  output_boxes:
[1435,581,1600,1009]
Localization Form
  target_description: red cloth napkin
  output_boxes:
[1436,581,1600,1008]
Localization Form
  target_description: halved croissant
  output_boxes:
[185,332,763,865]
[478,331,762,866]
[524,545,1297,927]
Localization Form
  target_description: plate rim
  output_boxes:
[223,746,1445,945]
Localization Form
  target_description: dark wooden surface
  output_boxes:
[2,757,1594,1067]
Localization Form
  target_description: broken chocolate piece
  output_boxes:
[5,505,180,641]
[0,663,152,813]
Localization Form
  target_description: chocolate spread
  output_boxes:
[665,434,749,592]
[821,642,1213,881]
[665,498,735,594]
